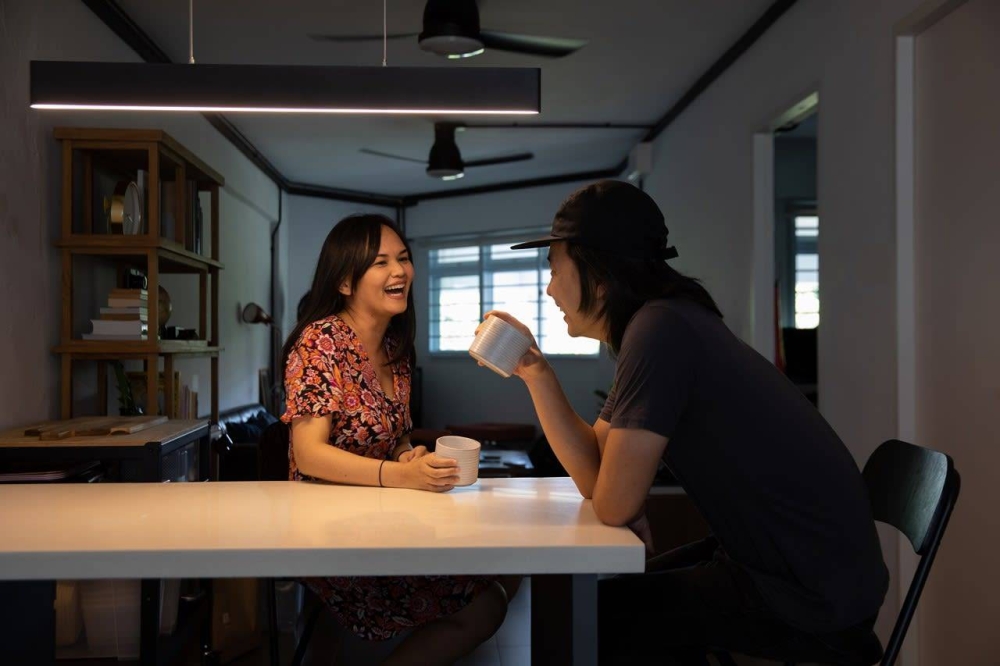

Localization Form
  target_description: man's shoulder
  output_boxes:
[625,299,703,340]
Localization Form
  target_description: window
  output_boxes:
[793,215,819,329]
[428,237,600,356]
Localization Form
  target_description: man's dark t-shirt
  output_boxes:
[599,299,888,633]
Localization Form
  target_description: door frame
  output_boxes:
[894,2,969,664]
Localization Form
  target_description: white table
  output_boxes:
[0,477,644,665]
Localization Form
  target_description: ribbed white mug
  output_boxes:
[468,315,533,378]
[435,435,481,486]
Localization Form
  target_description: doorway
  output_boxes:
[774,112,819,404]
[752,92,819,404]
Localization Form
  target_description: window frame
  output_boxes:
[778,201,820,330]
[424,230,601,359]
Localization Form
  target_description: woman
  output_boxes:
[486,180,887,665]
[282,214,517,665]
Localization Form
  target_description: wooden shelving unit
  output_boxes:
[53,128,225,422]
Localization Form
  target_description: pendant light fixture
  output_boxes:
[29,1,539,116]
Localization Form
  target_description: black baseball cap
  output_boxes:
[510,179,678,261]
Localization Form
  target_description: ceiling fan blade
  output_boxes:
[309,32,419,43]
[478,30,586,58]
[464,152,534,168]
[360,148,427,165]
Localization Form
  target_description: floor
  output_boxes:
[226,577,532,666]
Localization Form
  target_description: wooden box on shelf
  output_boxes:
[53,128,225,422]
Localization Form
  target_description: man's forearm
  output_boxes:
[524,366,601,497]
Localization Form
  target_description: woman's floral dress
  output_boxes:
[282,315,495,640]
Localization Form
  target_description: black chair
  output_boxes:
[258,421,325,666]
[713,439,960,666]
[863,439,959,665]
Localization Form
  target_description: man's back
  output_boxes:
[603,298,888,632]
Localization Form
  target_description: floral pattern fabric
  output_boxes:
[282,315,494,640]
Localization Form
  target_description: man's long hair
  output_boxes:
[567,243,723,356]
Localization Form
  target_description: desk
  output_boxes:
[0,419,210,482]
[0,419,212,665]
[0,477,643,665]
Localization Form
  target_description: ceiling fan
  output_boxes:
[310,0,587,59]
[361,123,534,180]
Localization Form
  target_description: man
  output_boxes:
[485,180,887,664]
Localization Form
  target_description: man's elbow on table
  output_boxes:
[590,428,666,527]
[591,491,640,527]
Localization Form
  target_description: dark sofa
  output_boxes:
[215,404,279,481]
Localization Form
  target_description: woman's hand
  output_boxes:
[393,452,460,492]
[397,445,428,463]
[478,311,550,382]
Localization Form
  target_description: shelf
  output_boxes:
[56,127,223,423]
[54,127,225,187]
[56,236,224,272]
[54,341,221,357]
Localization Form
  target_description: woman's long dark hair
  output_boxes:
[567,243,723,356]
[281,214,416,379]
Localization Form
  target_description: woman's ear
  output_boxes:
[338,281,352,297]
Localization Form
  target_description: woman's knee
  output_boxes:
[498,575,522,604]
[457,581,508,640]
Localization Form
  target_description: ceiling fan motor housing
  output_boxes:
[419,0,485,57]
[426,124,465,178]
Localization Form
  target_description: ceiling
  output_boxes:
[113,0,778,198]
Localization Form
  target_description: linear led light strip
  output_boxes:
[31,104,538,115]
[30,62,541,116]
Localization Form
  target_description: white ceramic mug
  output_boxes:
[468,315,533,378]
[434,435,482,486]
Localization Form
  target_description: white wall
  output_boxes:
[914,0,1000,661]
[632,0,969,643]
[405,182,617,431]
[0,0,277,424]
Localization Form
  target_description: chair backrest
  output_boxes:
[862,439,961,665]
[257,420,291,481]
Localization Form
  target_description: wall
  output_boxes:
[0,0,277,425]
[914,0,1000,661]
[405,182,617,431]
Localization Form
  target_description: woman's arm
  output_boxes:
[292,415,384,486]
[390,434,415,461]
[292,416,458,491]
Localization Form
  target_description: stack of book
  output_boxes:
[83,289,149,341]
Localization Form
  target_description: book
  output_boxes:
[90,320,148,336]
[109,288,147,298]
[100,306,148,315]
[108,297,147,308]
[82,333,148,341]
[100,312,149,322]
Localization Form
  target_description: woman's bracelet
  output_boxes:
[378,459,386,487]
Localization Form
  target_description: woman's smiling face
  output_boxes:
[343,225,413,319]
